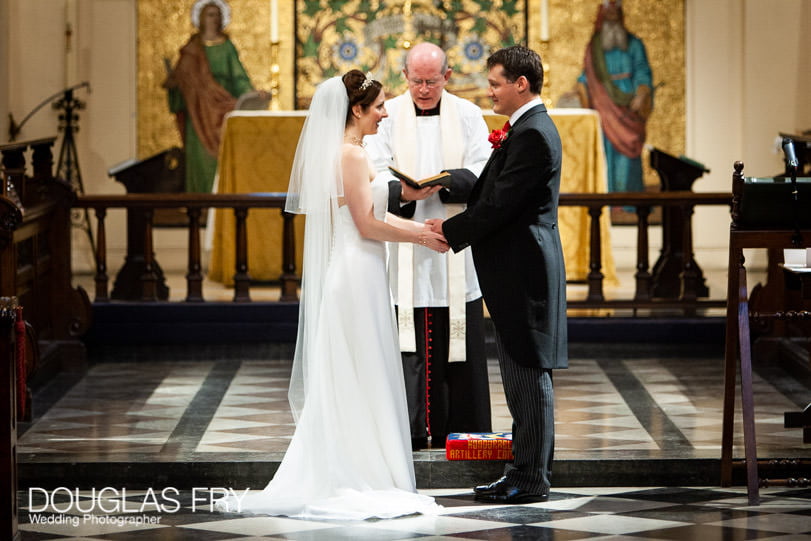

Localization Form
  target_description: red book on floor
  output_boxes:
[445,432,513,460]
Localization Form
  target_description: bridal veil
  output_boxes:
[285,76,347,422]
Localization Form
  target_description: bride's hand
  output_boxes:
[416,229,450,253]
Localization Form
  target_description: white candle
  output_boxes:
[540,0,549,42]
[270,0,279,42]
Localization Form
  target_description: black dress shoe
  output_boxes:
[411,437,428,451]
[474,482,549,504]
[474,476,508,495]
[429,435,446,449]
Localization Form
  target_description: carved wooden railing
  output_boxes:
[76,191,733,315]
[76,193,298,303]
[562,191,732,314]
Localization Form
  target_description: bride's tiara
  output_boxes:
[360,72,375,91]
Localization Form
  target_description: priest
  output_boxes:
[365,42,492,449]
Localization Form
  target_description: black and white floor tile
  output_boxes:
[18,486,811,539]
[15,339,811,539]
[18,353,809,460]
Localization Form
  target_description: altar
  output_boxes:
[208,109,616,286]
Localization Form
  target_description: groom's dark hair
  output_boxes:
[487,46,544,95]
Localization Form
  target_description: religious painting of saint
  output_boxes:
[137,0,275,162]
[163,0,268,193]
[554,0,683,225]
[575,0,653,196]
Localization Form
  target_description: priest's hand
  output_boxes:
[400,181,442,202]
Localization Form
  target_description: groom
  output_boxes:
[429,46,567,503]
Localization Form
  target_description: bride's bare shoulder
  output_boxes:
[341,144,375,183]
[341,142,366,157]
[341,143,368,166]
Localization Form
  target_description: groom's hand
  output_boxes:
[425,218,445,237]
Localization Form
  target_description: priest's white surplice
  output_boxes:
[365,91,491,360]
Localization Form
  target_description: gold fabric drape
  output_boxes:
[208,111,307,285]
[209,109,616,286]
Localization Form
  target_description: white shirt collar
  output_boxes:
[509,97,543,127]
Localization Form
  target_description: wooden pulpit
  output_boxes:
[649,147,710,298]
[107,148,185,300]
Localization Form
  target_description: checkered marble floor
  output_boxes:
[18,346,810,461]
[18,486,811,540]
[15,342,811,538]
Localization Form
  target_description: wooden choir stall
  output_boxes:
[0,137,91,540]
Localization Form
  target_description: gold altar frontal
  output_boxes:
[209,109,616,286]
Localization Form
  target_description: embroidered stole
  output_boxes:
[392,92,468,362]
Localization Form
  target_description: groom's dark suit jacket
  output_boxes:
[443,103,568,369]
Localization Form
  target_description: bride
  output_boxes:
[216,70,448,519]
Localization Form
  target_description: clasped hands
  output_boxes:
[417,219,448,253]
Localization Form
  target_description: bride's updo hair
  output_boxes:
[342,69,382,124]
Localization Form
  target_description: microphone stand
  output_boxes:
[789,165,800,246]
[8,82,90,142]
[784,138,801,246]
[7,82,94,254]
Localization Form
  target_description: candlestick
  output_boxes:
[270,0,279,42]
[540,0,549,42]
[270,40,280,111]
[536,39,552,108]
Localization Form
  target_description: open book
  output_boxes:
[388,166,451,189]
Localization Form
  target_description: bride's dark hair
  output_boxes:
[342,69,382,124]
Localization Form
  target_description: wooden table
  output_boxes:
[209,109,616,285]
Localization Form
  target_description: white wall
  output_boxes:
[74,0,136,195]
[70,0,137,270]
[2,0,138,271]
[683,0,746,271]
[6,0,66,142]
[686,0,810,273]
[741,0,808,177]
[608,0,811,275]
[2,0,810,277]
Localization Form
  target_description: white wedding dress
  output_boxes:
[217,173,440,520]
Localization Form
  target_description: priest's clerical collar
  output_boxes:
[414,100,441,116]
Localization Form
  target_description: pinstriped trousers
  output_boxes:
[495,333,555,494]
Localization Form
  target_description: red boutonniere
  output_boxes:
[488,128,509,149]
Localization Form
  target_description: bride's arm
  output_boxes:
[343,147,447,252]
[385,212,425,233]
